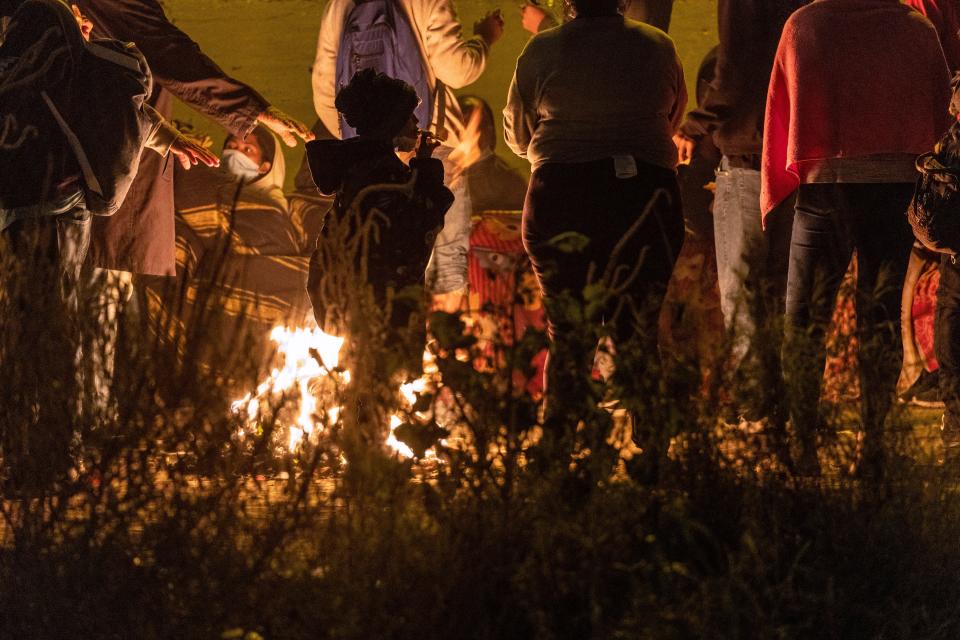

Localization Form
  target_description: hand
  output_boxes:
[520,3,547,34]
[71,4,93,40]
[256,107,315,147]
[673,132,696,165]
[416,130,441,160]
[474,9,505,46]
[170,135,220,171]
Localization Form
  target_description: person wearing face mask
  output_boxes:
[220,127,287,210]
[305,69,454,374]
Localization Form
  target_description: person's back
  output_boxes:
[504,17,685,172]
[763,0,953,476]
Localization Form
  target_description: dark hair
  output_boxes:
[457,94,496,152]
[335,68,419,139]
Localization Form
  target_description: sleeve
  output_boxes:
[678,0,747,141]
[503,57,535,160]
[312,0,348,138]
[143,105,179,157]
[420,0,489,89]
[669,49,688,132]
[80,0,269,138]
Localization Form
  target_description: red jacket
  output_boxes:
[761,0,951,217]
[905,0,960,72]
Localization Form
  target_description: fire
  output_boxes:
[446,106,484,184]
[232,323,437,459]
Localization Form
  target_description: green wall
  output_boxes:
[165,0,718,188]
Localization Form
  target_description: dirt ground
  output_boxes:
[163,0,718,188]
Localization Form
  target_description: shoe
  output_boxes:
[899,369,944,408]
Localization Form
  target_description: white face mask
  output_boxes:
[221,149,262,182]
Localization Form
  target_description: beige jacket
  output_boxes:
[312,0,488,147]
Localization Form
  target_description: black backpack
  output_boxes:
[0,0,154,216]
[908,119,960,255]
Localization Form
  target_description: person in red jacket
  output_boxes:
[761,0,952,476]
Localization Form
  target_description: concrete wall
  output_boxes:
[164,0,717,188]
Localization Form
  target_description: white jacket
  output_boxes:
[312,0,488,148]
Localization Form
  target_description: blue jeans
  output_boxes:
[424,148,472,294]
[713,158,793,421]
[713,158,793,363]
[783,183,914,455]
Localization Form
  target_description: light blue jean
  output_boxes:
[713,157,793,364]
[424,147,472,294]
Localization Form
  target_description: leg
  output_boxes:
[522,167,597,414]
[782,184,855,468]
[936,254,960,457]
[849,183,914,469]
[713,159,765,365]
[425,153,471,296]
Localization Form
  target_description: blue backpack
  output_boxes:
[335,0,437,139]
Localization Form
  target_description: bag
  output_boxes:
[908,120,960,255]
[335,0,435,139]
[0,0,154,216]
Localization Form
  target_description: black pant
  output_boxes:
[522,158,684,410]
[936,254,960,444]
[783,183,914,452]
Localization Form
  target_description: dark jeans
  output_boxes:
[1,206,90,490]
[936,254,960,444]
[4,207,92,312]
[783,183,914,454]
[522,158,684,411]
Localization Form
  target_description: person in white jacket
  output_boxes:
[312,0,504,300]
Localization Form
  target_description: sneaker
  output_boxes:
[899,369,944,408]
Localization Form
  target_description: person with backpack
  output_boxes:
[37,0,315,279]
[761,0,951,476]
[311,0,504,308]
[0,0,216,306]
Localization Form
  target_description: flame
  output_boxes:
[447,106,484,183]
[231,324,345,450]
[232,323,438,459]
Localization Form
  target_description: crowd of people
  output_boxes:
[3,0,960,476]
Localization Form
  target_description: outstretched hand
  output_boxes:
[170,136,220,171]
[256,107,315,147]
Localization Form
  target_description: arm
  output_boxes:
[503,63,535,159]
[312,0,348,138]
[420,0,490,89]
[678,0,749,141]
[79,0,269,138]
[669,49,688,132]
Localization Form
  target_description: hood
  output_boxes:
[305,137,395,196]
[246,129,287,206]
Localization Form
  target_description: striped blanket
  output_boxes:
[142,164,329,374]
